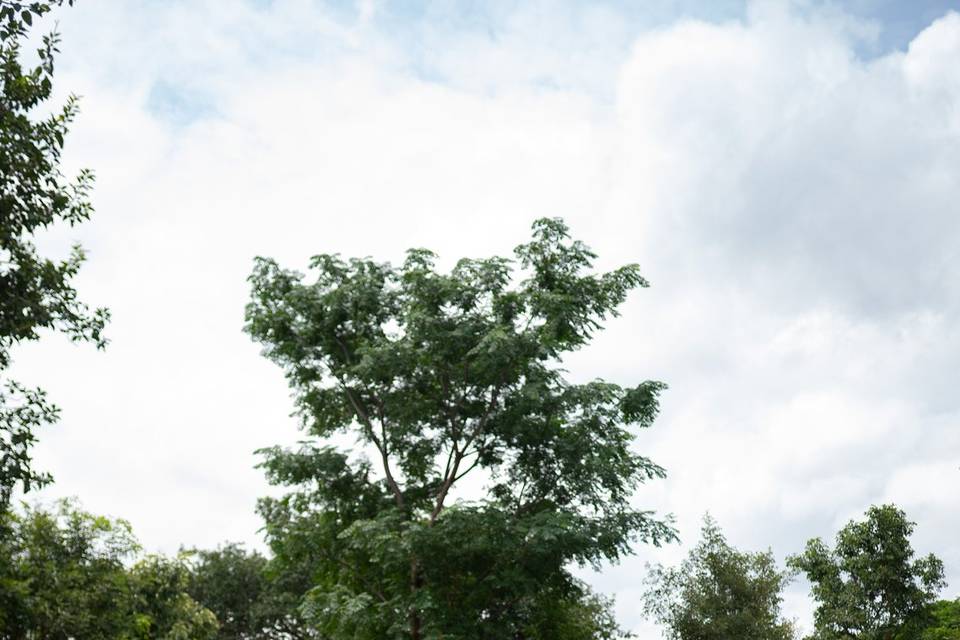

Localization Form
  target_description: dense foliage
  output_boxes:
[245,218,676,638]
[789,505,946,640]
[642,515,796,640]
[0,499,217,639]
[0,0,107,509]
[185,542,311,640]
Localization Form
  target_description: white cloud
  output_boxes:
[9,1,960,636]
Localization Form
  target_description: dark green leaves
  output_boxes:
[185,543,309,640]
[515,218,648,353]
[895,599,960,640]
[0,381,55,506]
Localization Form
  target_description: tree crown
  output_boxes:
[789,504,946,640]
[246,218,675,637]
[643,514,796,640]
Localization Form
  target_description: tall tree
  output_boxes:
[642,515,797,640]
[245,218,676,639]
[789,504,946,640]
[0,0,107,509]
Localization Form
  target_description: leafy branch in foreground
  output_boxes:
[0,0,107,509]
[0,2,73,37]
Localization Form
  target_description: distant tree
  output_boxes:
[0,0,107,510]
[538,586,629,640]
[246,218,675,639]
[0,499,218,639]
[0,498,137,637]
[128,554,219,640]
[473,580,627,640]
[642,515,796,640]
[896,599,960,640]
[187,543,271,639]
[186,542,311,640]
[789,504,946,640]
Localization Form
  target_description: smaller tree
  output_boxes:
[129,554,219,640]
[0,498,139,637]
[642,515,796,640]
[896,599,960,640]
[185,542,310,640]
[0,499,218,639]
[789,504,946,640]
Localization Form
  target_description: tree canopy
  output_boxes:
[896,599,960,640]
[185,542,311,640]
[245,217,676,638]
[0,498,218,639]
[789,504,946,640]
[642,514,797,640]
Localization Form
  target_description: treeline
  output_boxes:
[644,508,959,640]
[0,3,957,639]
[0,502,217,636]
[2,498,958,639]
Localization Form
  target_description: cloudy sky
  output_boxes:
[11,0,960,635]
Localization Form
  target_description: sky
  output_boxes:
[9,0,960,636]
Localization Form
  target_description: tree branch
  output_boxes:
[429,385,502,522]
[342,384,405,510]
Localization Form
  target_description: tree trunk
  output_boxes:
[410,556,422,640]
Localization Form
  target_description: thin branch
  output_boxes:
[429,384,503,522]
[451,454,482,484]
[368,391,397,501]
[440,440,457,488]
[341,384,405,510]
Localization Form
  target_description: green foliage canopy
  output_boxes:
[0,498,217,639]
[0,499,138,636]
[895,599,960,640]
[245,218,675,639]
[789,504,946,640]
[186,542,310,640]
[128,554,220,640]
[642,515,796,640]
